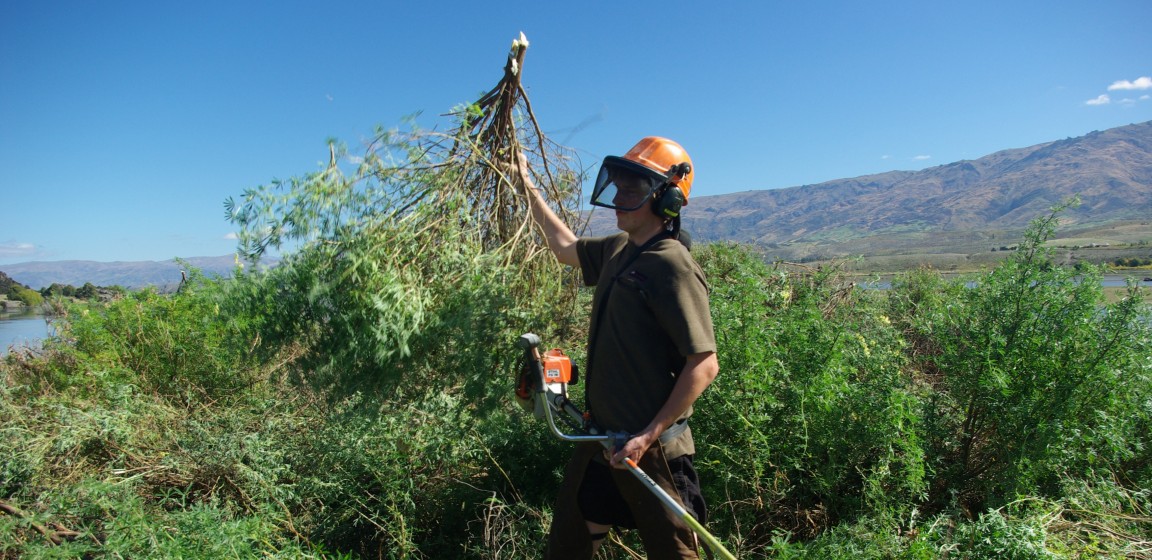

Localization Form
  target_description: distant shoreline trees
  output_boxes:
[0,269,125,309]
[40,282,125,302]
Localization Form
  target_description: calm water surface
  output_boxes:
[0,310,54,356]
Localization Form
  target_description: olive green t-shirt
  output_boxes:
[576,232,716,459]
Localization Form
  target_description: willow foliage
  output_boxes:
[222,37,587,395]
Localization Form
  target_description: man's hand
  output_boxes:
[506,149,581,267]
[608,430,659,469]
[513,151,534,191]
[497,150,535,193]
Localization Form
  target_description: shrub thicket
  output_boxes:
[3,216,1150,558]
[693,243,926,548]
[888,207,1152,514]
[3,127,1149,560]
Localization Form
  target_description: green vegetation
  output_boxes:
[3,214,1150,558]
[3,118,1150,559]
[0,271,46,308]
[4,285,42,308]
[42,282,127,301]
[0,271,125,309]
[1112,257,1152,268]
[790,219,1152,276]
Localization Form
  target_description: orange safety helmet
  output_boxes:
[590,137,694,218]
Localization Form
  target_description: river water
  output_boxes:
[0,310,54,356]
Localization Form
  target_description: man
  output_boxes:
[515,137,720,559]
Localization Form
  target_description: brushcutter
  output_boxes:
[515,333,737,560]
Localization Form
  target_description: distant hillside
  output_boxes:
[0,256,250,291]
[6,122,1151,286]
[0,270,30,294]
[589,120,1152,259]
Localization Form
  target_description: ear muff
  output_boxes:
[651,183,685,219]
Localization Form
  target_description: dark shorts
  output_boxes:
[578,453,707,528]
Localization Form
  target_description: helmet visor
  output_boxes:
[590,159,664,212]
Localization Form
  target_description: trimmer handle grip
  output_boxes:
[518,333,542,350]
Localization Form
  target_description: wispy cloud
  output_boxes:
[1107,76,1152,91]
[913,155,932,161]
[0,242,36,258]
[1086,94,1111,106]
[223,232,239,240]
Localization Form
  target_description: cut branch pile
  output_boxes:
[0,498,85,546]
[230,32,587,266]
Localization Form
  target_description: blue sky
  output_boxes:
[2,0,1149,265]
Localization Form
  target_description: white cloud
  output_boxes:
[913,155,932,161]
[881,155,892,160]
[1086,94,1111,106]
[1141,94,1151,101]
[0,242,36,258]
[1107,76,1152,91]
[223,232,239,240]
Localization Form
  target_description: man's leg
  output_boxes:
[545,443,601,560]
[614,446,702,559]
[585,521,612,555]
[578,457,638,555]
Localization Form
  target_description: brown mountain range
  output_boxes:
[588,120,1152,261]
[5,122,1150,289]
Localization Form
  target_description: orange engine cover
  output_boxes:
[541,348,573,384]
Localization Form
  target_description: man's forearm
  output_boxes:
[647,352,719,438]
[518,161,580,267]
[611,351,719,467]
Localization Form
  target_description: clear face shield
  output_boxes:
[589,159,666,212]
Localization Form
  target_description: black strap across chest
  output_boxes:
[585,232,671,410]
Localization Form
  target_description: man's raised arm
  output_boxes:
[514,154,581,267]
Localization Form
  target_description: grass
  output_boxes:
[1103,285,1152,304]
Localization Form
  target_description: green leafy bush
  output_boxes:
[888,206,1152,513]
[48,272,260,404]
[694,243,926,550]
[6,284,43,307]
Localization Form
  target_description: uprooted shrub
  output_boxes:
[222,37,586,401]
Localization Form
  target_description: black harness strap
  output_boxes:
[585,232,671,420]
